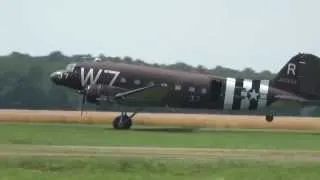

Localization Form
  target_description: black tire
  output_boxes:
[265,114,274,122]
[112,115,132,130]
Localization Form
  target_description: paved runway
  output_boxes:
[0,144,319,162]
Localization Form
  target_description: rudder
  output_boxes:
[272,53,320,99]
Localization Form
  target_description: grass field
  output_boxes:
[1,114,320,180]
[1,123,320,150]
[1,156,320,180]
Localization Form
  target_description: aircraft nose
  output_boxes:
[50,71,63,84]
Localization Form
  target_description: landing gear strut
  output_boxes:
[112,111,138,130]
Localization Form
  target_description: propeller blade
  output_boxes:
[79,86,88,121]
[80,93,86,120]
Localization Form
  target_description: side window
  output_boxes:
[175,84,182,91]
[73,66,80,77]
[65,63,76,72]
[188,86,195,93]
[201,88,207,94]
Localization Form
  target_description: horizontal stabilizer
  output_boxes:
[275,94,320,105]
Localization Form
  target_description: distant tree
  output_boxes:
[48,51,66,61]
[196,65,207,73]
[123,56,133,64]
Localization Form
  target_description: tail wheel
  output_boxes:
[265,114,274,122]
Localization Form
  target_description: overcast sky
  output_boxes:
[1,0,319,72]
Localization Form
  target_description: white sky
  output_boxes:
[0,0,319,72]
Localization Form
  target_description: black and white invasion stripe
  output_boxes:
[223,77,270,111]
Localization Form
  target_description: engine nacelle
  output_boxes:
[85,85,101,103]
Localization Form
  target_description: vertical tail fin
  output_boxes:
[272,53,320,99]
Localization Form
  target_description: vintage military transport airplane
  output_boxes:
[50,53,320,130]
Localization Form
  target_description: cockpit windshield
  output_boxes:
[65,63,76,72]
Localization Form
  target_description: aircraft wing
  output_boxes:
[112,83,171,106]
[114,83,167,98]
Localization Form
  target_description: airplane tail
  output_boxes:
[271,53,320,100]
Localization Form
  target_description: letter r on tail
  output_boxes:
[287,63,296,76]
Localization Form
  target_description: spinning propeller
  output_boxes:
[78,84,104,120]
[78,85,91,121]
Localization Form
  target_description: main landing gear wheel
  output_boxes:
[112,112,133,130]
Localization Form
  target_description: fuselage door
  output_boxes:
[209,79,223,102]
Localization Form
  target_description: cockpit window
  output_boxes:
[65,63,76,72]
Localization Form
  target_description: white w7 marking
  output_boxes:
[80,67,120,87]
[81,68,102,87]
[104,69,120,86]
